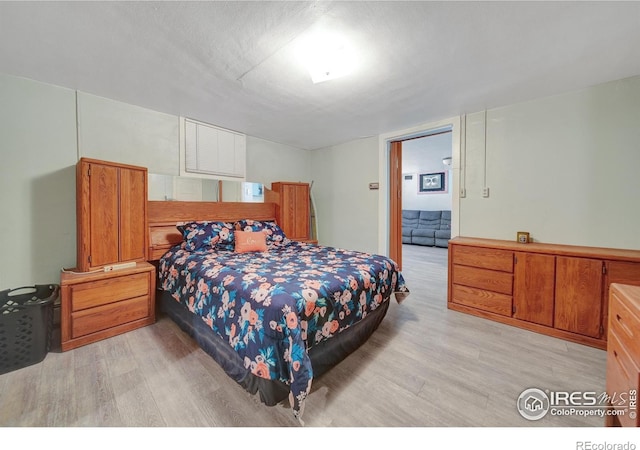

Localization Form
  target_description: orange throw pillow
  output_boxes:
[234,230,268,253]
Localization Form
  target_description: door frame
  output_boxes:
[377,116,462,264]
[389,141,403,269]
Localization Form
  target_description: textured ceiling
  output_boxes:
[1,1,639,150]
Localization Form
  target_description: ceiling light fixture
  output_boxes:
[297,32,356,84]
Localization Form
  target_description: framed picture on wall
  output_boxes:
[419,172,445,193]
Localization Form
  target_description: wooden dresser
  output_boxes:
[61,158,155,351]
[605,283,639,427]
[269,181,316,243]
[448,237,640,349]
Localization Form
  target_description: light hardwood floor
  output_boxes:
[0,244,608,427]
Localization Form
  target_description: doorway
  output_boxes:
[383,119,459,270]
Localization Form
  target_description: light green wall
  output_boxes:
[312,75,640,257]
[4,70,639,292]
[0,73,312,290]
[0,74,77,290]
[311,136,379,253]
[246,136,312,187]
[461,75,640,249]
[77,92,180,175]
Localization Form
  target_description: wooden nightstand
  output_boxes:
[60,262,156,351]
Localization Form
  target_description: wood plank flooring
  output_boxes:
[0,244,608,428]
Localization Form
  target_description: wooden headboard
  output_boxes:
[147,200,277,261]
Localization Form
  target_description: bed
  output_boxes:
[148,201,409,422]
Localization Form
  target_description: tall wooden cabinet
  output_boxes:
[270,182,312,242]
[448,237,640,349]
[61,158,155,351]
[76,158,148,271]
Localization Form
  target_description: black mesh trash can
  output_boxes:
[0,284,59,375]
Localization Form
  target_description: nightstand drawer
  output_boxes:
[71,295,150,338]
[610,288,640,363]
[452,245,513,272]
[71,272,149,311]
[452,264,513,295]
[606,330,640,427]
[451,284,512,316]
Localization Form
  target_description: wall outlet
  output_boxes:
[482,187,490,198]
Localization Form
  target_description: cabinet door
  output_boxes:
[212,131,245,177]
[217,130,235,175]
[555,256,604,338]
[184,120,246,178]
[119,167,147,261]
[292,185,309,239]
[88,163,119,267]
[514,252,555,326]
[233,134,246,178]
[278,184,309,240]
[196,122,219,174]
[184,120,199,172]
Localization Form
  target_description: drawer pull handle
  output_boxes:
[613,348,631,379]
[615,312,634,338]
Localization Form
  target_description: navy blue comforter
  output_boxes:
[158,240,409,419]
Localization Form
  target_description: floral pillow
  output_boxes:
[234,219,289,248]
[177,221,235,251]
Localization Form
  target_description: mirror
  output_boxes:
[148,174,264,203]
[246,182,265,203]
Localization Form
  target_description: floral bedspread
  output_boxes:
[158,240,409,420]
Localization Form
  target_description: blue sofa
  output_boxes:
[402,210,451,248]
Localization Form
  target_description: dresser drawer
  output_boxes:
[453,265,513,295]
[71,295,151,338]
[70,272,149,311]
[610,286,640,363]
[452,245,514,272]
[451,284,512,316]
[606,330,640,427]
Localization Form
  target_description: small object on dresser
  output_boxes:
[517,231,530,244]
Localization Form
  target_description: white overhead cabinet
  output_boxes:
[183,118,246,179]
